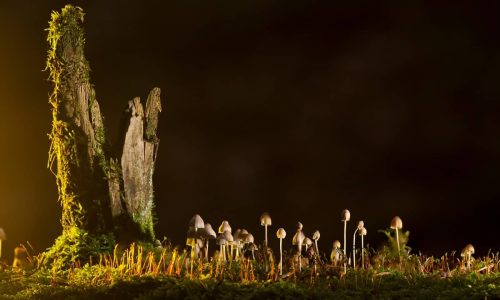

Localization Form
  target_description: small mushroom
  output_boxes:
[260,212,272,248]
[341,210,350,269]
[331,240,341,266]
[222,230,234,261]
[359,227,367,269]
[0,228,6,258]
[216,235,227,262]
[292,222,306,271]
[203,223,217,261]
[312,230,321,260]
[461,244,475,270]
[247,243,258,260]
[390,216,403,260]
[12,246,27,268]
[276,228,286,275]
[304,237,313,252]
[352,220,364,269]
[189,214,205,232]
[218,220,232,234]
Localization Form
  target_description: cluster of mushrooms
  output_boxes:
[185,211,477,274]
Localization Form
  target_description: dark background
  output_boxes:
[0,0,499,260]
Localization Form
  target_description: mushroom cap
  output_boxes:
[260,212,272,226]
[218,221,232,234]
[357,220,365,230]
[189,214,205,230]
[204,223,217,239]
[0,228,6,240]
[461,244,475,256]
[277,228,287,239]
[341,209,351,222]
[240,229,249,236]
[359,227,367,236]
[304,237,313,246]
[390,216,403,229]
[292,230,306,245]
[222,230,234,242]
[333,240,341,249]
[244,233,255,244]
[216,235,227,246]
[296,222,303,230]
[233,229,242,241]
[312,230,320,240]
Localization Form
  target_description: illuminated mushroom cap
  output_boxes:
[461,244,475,257]
[390,216,403,229]
[304,237,313,246]
[313,230,320,241]
[244,233,255,244]
[296,222,303,230]
[359,227,367,236]
[341,209,351,222]
[218,221,232,233]
[0,228,6,240]
[277,228,287,239]
[189,214,205,231]
[260,212,272,226]
[204,223,217,239]
[333,240,341,249]
[357,220,365,230]
[292,230,306,246]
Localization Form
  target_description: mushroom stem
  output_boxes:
[395,228,401,262]
[252,249,255,260]
[279,238,283,276]
[205,242,209,262]
[353,228,358,269]
[264,224,268,248]
[361,234,365,269]
[298,242,302,272]
[0,240,2,259]
[314,240,319,262]
[343,220,347,271]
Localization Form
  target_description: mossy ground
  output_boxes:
[0,268,498,299]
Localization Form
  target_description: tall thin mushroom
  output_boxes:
[292,222,306,271]
[331,240,342,267]
[461,244,475,270]
[352,220,364,269]
[276,228,286,276]
[390,216,403,262]
[260,212,272,248]
[341,209,350,270]
[359,227,367,269]
[312,230,321,261]
[203,223,217,261]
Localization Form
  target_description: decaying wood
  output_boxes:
[47,5,162,242]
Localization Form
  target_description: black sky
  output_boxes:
[0,1,500,260]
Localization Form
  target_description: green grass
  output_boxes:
[0,243,499,300]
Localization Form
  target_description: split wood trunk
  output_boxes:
[47,5,162,243]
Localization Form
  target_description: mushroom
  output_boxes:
[247,242,258,260]
[203,223,217,261]
[292,222,306,271]
[352,220,364,269]
[341,209,350,269]
[312,230,321,261]
[189,214,205,232]
[390,216,403,260]
[216,234,227,262]
[0,228,6,259]
[218,220,232,234]
[276,228,286,275]
[12,246,27,269]
[330,240,341,266]
[233,229,242,260]
[461,244,475,270]
[304,237,313,252]
[186,226,200,275]
[260,212,272,248]
[222,230,234,261]
[359,227,367,269]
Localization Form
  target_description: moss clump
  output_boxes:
[38,227,114,269]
